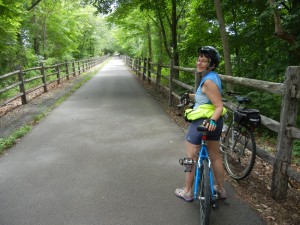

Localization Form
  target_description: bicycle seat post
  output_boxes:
[201,130,207,143]
[197,125,209,159]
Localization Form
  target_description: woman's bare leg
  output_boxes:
[207,140,225,190]
[184,141,200,192]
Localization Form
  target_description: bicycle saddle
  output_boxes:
[235,96,251,104]
[197,126,208,132]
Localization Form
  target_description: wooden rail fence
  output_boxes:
[0,55,109,107]
[124,56,300,202]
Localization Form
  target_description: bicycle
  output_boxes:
[220,91,261,180]
[179,121,217,225]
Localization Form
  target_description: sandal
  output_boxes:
[214,185,227,199]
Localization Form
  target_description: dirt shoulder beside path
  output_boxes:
[0,66,299,225]
[0,69,96,139]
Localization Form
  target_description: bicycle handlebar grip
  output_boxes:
[177,103,185,108]
[179,93,190,106]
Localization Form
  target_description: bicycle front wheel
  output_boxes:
[199,159,211,225]
[223,124,256,180]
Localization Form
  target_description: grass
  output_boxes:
[0,60,108,154]
[0,125,32,153]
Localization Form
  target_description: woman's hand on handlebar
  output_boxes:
[177,93,190,108]
[180,93,190,104]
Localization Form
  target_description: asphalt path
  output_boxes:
[0,57,266,225]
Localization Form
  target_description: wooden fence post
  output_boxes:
[40,62,48,92]
[65,61,69,80]
[271,66,300,201]
[78,61,81,75]
[136,58,139,77]
[143,58,146,81]
[156,60,161,90]
[56,65,61,85]
[135,58,138,76]
[17,65,27,105]
[72,61,76,76]
[194,71,201,93]
[147,58,151,84]
[169,59,174,105]
[138,58,142,77]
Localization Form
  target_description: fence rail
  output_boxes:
[124,56,300,201]
[0,55,109,107]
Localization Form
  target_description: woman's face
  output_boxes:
[196,55,209,73]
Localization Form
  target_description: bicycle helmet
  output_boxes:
[198,46,221,68]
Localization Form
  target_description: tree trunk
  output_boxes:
[42,21,47,59]
[27,0,43,11]
[171,0,179,78]
[147,22,153,60]
[214,0,233,90]
[268,0,300,61]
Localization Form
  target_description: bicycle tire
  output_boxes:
[223,123,256,180]
[199,159,211,225]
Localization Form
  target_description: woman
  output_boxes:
[175,46,226,201]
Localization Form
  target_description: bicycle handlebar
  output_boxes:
[226,91,241,96]
[223,91,251,104]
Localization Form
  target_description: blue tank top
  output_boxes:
[193,71,222,110]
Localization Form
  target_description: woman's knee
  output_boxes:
[207,141,221,161]
[185,141,200,158]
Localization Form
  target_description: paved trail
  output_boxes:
[0,57,266,225]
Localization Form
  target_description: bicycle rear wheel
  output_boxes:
[223,123,256,180]
[199,159,211,225]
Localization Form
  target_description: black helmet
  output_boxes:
[198,46,221,68]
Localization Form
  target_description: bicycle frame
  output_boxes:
[193,131,215,202]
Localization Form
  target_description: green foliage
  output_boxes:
[293,140,300,164]
[0,0,27,73]
[0,0,114,75]
[0,125,32,153]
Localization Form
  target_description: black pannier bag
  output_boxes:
[234,109,261,127]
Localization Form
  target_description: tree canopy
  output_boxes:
[0,0,116,73]
[1,0,299,81]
